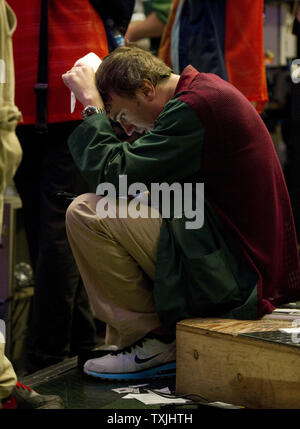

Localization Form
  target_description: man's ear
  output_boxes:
[140,79,155,101]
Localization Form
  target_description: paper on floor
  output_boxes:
[279,327,300,334]
[122,391,189,405]
[112,384,149,394]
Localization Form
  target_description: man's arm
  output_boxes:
[125,12,165,43]
[125,0,172,43]
[67,97,204,192]
[62,63,104,109]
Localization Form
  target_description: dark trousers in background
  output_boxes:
[288,83,300,244]
[14,121,97,372]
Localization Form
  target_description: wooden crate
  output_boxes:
[176,315,300,408]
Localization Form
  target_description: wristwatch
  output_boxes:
[82,105,106,120]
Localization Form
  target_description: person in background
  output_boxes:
[0,0,63,408]
[125,0,172,54]
[7,0,131,373]
[159,0,268,113]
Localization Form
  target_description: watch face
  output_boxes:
[82,105,98,119]
[82,106,105,120]
[86,106,97,115]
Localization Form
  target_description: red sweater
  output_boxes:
[8,0,109,124]
[178,67,300,315]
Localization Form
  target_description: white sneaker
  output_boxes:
[83,335,176,380]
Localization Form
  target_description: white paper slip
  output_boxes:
[151,387,171,394]
[122,392,189,405]
[112,384,148,394]
[279,327,300,334]
[70,52,102,113]
[209,401,242,409]
[273,308,300,314]
[291,62,300,83]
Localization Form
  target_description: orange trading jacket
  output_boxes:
[8,0,109,124]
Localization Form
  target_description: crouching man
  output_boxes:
[62,46,300,380]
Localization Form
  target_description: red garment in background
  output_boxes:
[159,0,268,113]
[225,0,268,113]
[178,67,300,315]
[8,0,109,124]
[158,0,180,68]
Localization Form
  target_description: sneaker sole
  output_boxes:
[84,361,176,381]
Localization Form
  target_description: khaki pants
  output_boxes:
[0,0,21,406]
[66,193,163,349]
[0,125,22,234]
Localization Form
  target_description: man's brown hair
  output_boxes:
[95,46,172,106]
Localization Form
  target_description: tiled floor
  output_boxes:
[19,357,183,410]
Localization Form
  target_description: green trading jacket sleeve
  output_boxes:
[143,0,173,24]
[68,97,204,192]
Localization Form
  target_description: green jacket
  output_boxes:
[68,94,258,331]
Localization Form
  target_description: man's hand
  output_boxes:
[62,63,104,108]
[125,12,165,43]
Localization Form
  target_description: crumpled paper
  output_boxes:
[70,52,102,113]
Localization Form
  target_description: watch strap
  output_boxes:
[82,105,106,120]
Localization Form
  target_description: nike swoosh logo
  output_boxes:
[134,353,161,364]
